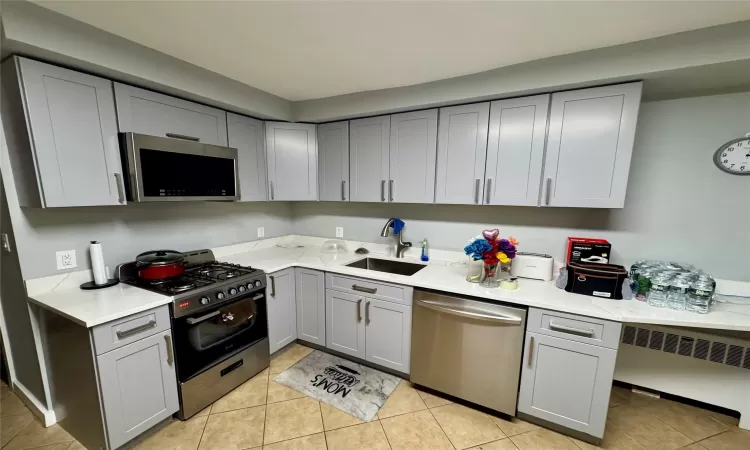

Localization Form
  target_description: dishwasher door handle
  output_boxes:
[415,299,522,324]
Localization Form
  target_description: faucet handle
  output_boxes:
[403,241,412,247]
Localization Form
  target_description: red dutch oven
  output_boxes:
[135,250,185,280]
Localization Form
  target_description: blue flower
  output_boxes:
[464,239,493,260]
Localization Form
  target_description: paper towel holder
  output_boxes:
[80,279,119,290]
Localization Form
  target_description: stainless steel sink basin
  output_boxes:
[345,258,426,276]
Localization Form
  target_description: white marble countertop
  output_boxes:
[25,235,750,331]
[26,270,173,328]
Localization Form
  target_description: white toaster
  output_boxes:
[511,252,554,281]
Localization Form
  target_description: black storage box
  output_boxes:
[564,262,628,300]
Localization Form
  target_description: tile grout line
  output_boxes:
[374,419,394,450]
[318,401,330,450]
[425,406,457,450]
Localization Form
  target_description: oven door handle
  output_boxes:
[186,310,221,325]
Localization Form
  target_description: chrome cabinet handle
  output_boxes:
[352,284,377,294]
[166,133,200,142]
[116,320,156,339]
[356,299,362,322]
[549,322,595,337]
[365,301,371,325]
[545,178,552,205]
[270,181,275,200]
[113,173,126,204]
[381,180,386,202]
[528,335,535,367]
[341,180,346,201]
[485,179,492,204]
[165,334,174,365]
[389,180,394,202]
[269,276,276,297]
[474,179,480,204]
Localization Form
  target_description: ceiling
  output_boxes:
[35,1,750,101]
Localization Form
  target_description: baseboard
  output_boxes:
[13,380,56,426]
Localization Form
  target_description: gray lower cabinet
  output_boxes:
[267,268,297,353]
[295,268,326,346]
[265,122,318,201]
[114,83,228,146]
[325,289,366,359]
[227,113,268,201]
[1,56,125,208]
[97,329,178,450]
[364,298,411,373]
[518,328,617,440]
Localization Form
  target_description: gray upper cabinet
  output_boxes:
[485,95,549,206]
[227,113,267,202]
[435,103,491,205]
[97,329,178,450]
[350,116,390,203]
[2,57,124,208]
[265,122,318,201]
[114,83,228,146]
[542,82,642,208]
[518,331,616,439]
[317,121,350,202]
[389,109,438,203]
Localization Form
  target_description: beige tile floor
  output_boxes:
[2,343,749,449]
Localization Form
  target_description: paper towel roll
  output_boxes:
[90,241,108,285]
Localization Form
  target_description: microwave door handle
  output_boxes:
[165,133,200,142]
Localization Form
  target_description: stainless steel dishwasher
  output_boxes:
[411,289,527,416]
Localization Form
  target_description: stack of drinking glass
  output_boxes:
[630,261,715,314]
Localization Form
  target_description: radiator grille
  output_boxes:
[636,328,650,348]
[621,325,749,370]
[693,339,710,360]
[710,342,727,363]
[664,333,679,353]
[726,345,744,367]
[649,331,665,351]
[679,336,695,356]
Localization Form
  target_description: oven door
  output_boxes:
[172,293,268,382]
[120,132,239,202]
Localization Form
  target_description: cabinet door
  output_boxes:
[266,122,318,201]
[542,82,642,208]
[365,299,411,374]
[485,95,549,206]
[97,329,178,450]
[435,103,490,205]
[349,116,390,203]
[267,269,297,354]
[518,332,616,439]
[389,110,438,204]
[318,121,350,202]
[295,268,325,346]
[15,57,124,207]
[325,289,366,359]
[227,113,267,202]
[114,83,227,146]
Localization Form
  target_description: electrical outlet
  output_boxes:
[56,250,77,270]
[335,227,344,238]
[257,227,265,238]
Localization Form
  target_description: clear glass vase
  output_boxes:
[480,262,500,288]
[466,259,483,283]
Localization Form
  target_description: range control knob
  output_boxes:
[200,297,210,305]
[238,285,246,293]
[229,288,237,295]
[254,280,262,287]
[247,282,254,290]
[216,291,225,300]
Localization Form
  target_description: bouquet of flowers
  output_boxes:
[464,229,519,267]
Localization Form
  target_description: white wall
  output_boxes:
[293,92,750,281]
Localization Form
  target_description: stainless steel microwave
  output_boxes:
[119,133,239,202]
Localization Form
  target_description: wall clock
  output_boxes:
[714,133,750,175]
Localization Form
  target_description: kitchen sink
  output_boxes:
[345,258,426,276]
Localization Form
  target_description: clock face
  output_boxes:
[714,137,750,175]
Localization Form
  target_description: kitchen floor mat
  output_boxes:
[273,349,400,421]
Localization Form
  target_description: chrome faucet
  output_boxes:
[381,219,412,258]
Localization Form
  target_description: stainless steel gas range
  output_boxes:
[119,249,269,419]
